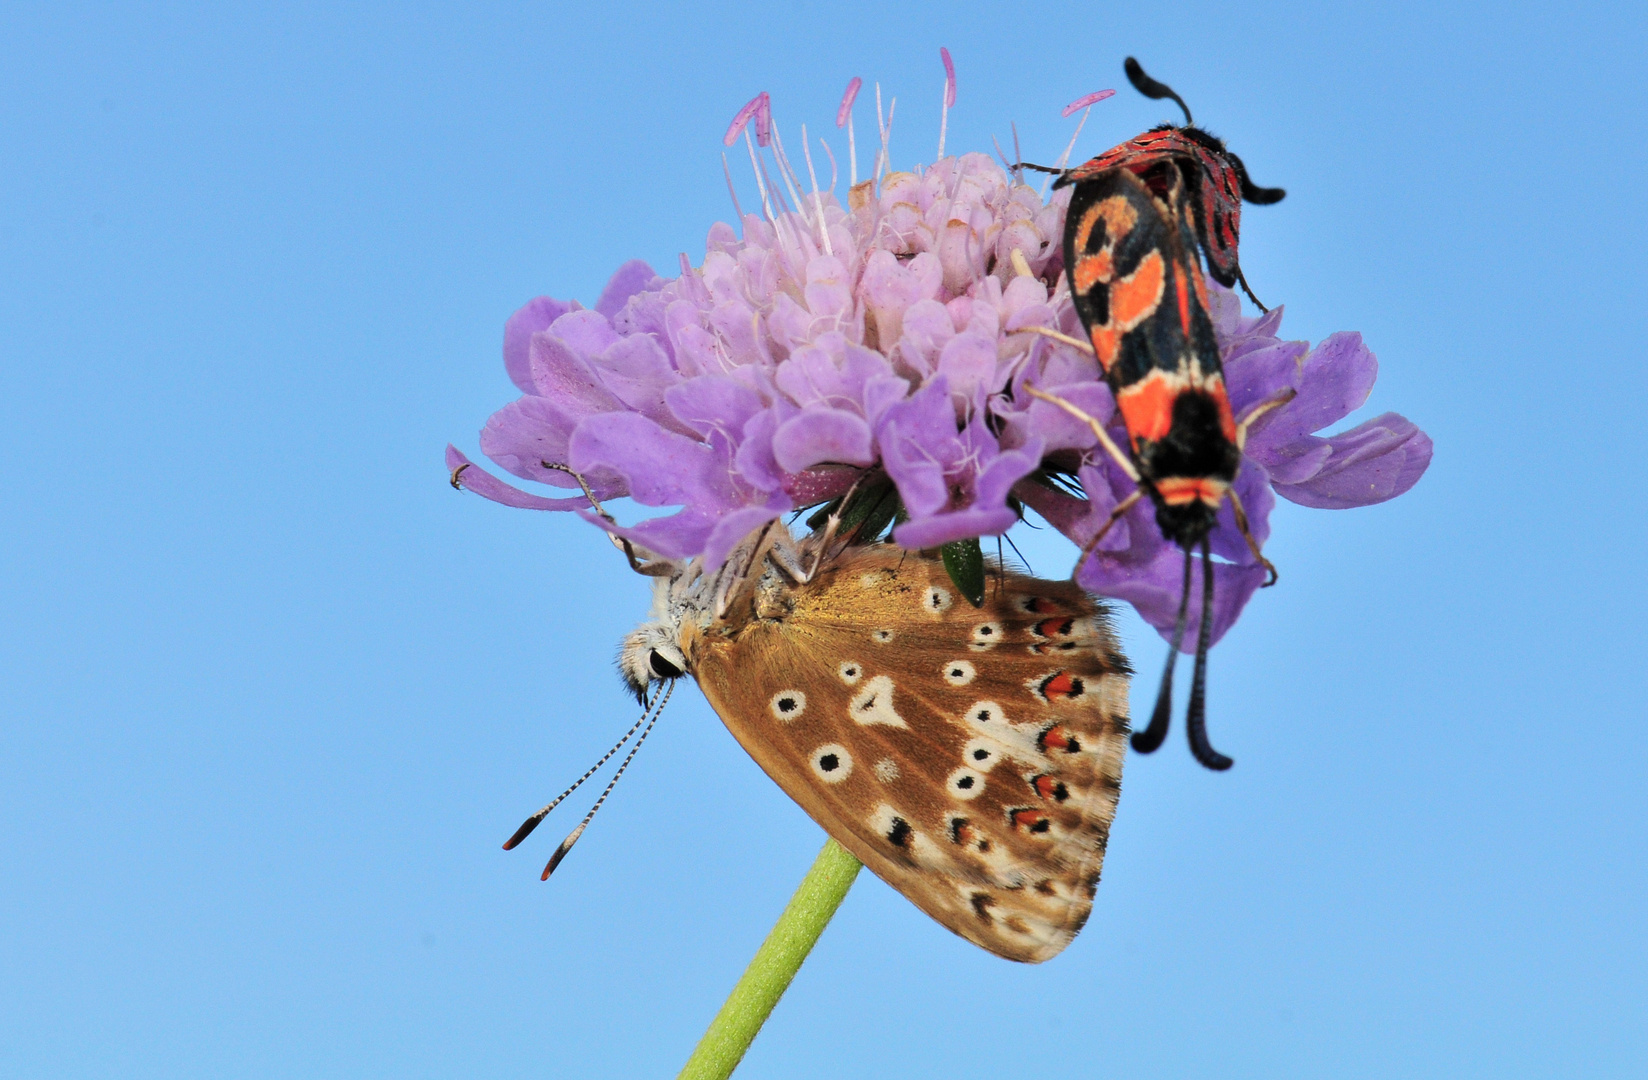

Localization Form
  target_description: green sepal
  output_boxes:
[941,536,987,607]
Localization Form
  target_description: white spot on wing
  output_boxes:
[968,621,1003,651]
[871,628,895,643]
[769,690,806,722]
[947,767,985,800]
[811,743,853,783]
[874,758,900,782]
[837,661,863,685]
[848,675,907,727]
[942,660,976,686]
[922,586,953,614]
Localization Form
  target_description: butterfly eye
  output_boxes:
[649,650,684,679]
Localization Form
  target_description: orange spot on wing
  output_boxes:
[1115,369,1183,444]
[1110,250,1165,330]
[1072,249,1114,294]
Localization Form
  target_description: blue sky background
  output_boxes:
[3,2,1645,1077]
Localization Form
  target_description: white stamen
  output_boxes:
[801,123,833,256]
[937,75,950,160]
[743,129,776,225]
[1043,104,1095,199]
[874,83,885,186]
[768,119,811,228]
[819,136,838,196]
[878,96,896,186]
[721,152,745,229]
[848,114,857,185]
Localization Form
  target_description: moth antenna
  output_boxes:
[502,691,665,850]
[1232,153,1286,205]
[1124,57,1193,126]
[1134,546,1193,754]
[1185,540,1232,770]
[540,680,674,880]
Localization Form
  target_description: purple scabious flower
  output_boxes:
[448,71,1431,649]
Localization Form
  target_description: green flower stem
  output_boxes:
[676,838,863,1080]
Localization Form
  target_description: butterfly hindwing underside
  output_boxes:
[685,546,1131,963]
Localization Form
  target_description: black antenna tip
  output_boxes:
[1123,57,1193,125]
[502,813,545,851]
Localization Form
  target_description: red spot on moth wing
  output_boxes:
[1174,264,1192,335]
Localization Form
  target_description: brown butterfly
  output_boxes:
[508,508,1132,964]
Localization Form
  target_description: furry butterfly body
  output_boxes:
[620,533,1132,963]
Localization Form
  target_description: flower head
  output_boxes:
[448,70,1431,649]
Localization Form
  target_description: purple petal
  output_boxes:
[479,395,622,493]
[569,412,736,510]
[701,502,789,571]
[594,260,659,319]
[593,333,681,423]
[1273,413,1433,509]
[1223,339,1308,418]
[503,297,574,394]
[1247,332,1377,453]
[445,446,593,511]
[1080,544,1268,652]
[529,321,624,412]
[665,375,764,441]
[894,505,1019,549]
[772,407,875,472]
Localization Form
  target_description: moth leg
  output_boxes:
[1234,264,1270,313]
[1225,486,1278,586]
[1233,388,1297,451]
[1019,325,1094,355]
[1025,386,1139,481]
[1076,489,1143,567]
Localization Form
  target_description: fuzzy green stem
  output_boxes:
[676,838,863,1080]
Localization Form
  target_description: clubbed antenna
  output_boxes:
[1124,57,1193,126]
[1184,539,1232,770]
[1134,547,1194,754]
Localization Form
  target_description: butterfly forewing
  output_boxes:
[686,547,1130,963]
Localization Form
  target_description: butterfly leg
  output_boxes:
[1025,385,1140,481]
[1185,538,1233,770]
[1135,547,1194,755]
[540,460,670,577]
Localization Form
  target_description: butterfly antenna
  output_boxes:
[502,690,663,851]
[1124,57,1193,126]
[1134,547,1193,754]
[540,680,674,880]
[1185,539,1232,770]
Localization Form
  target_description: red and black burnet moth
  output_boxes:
[1024,58,1288,770]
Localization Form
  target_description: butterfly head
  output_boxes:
[617,564,698,703]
